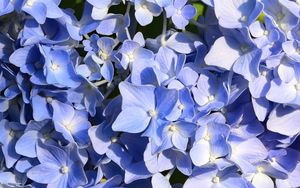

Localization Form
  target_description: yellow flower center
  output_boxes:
[99,50,109,61]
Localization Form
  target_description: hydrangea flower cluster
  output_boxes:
[1,0,300,187]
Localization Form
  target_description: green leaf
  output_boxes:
[193,2,206,20]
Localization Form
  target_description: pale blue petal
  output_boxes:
[112,107,151,133]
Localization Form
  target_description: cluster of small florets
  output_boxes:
[1,0,300,187]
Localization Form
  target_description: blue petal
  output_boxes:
[151,173,171,188]
[267,105,300,136]
[190,139,210,166]
[101,61,114,82]
[112,107,151,133]
[27,163,60,184]
[15,131,38,158]
[205,36,240,70]
[36,142,67,165]
[155,87,178,117]
[22,2,47,24]
[233,49,262,81]
[31,95,51,121]
[119,81,155,110]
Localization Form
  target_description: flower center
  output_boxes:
[64,123,73,132]
[220,107,226,114]
[209,156,216,162]
[204,134,210,141]
[256,166,264,173]
[176,9,182,15]
[277,12,284,21]
[279,22,287,31]
[9,129,15,138]
[168,124,177,132]
[240,44,249,53]
[239,15,247,22]
[212,176,220,184]
[148,109,157,117]
[99,50,109,61]
[127,53,135,62]
[270,157,276,164]
[263,30,269,36]
[46,97,53,103]
[207,95,215,102]
[261,71,267,77]
[178,104,185,110]
[141,4,147,9]
[43,133,51,140]
[26,0,35,7]
[111,136,118,143]
[295,83,300,91]
[51,63,59,71]
[60,166,69,174]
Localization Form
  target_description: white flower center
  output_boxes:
[240,15,248,22]
[46,97,53,103]
[26,0,35,7]
[263,30,269,36]
[204,134,210,141]
[141,4,147,9]
[148,109,157,117]
[256,166,264,173]
[60,166,69,174]
[207,95,215,102]
[51,63,59,71]
[277,12,284,21]
[127,53,135,62]
[261,71,267,77]
[209,156,216,162]
[295,83,300,90]
[178,104,185,110]
[111,136,118,143]
[279,22,287,31]
[64,123,73,132]
[212,176,220,184]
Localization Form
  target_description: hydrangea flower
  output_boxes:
[27,142,87,187]
[2,0,300,187]
[165,0,196,29]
